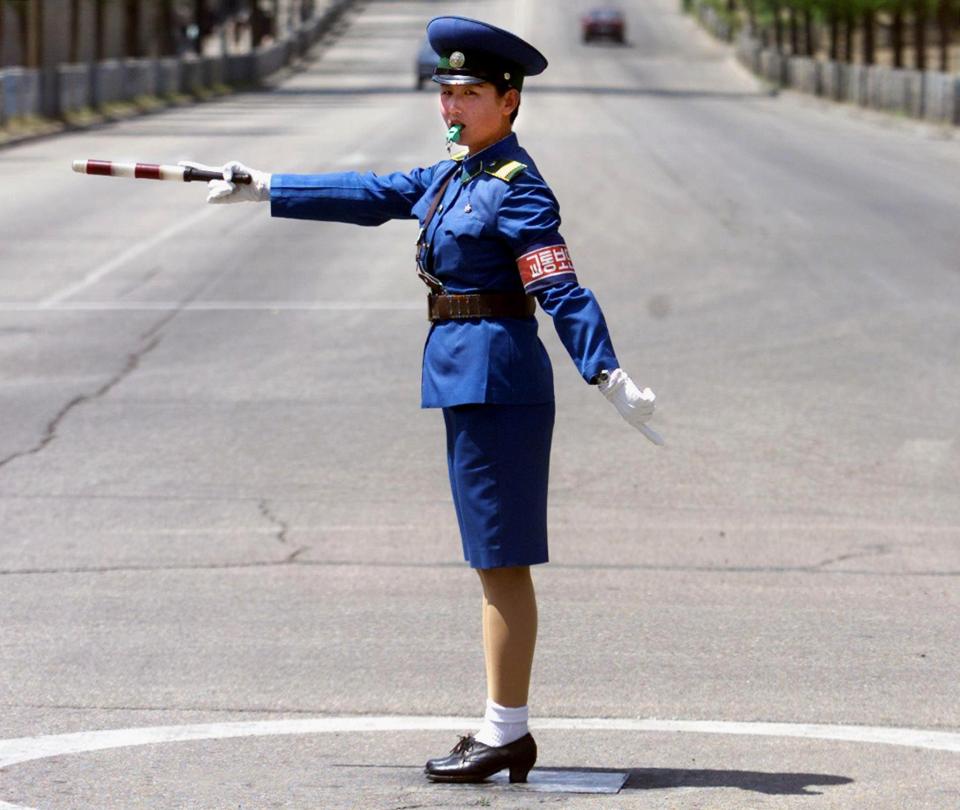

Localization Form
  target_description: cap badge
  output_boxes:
[449,51,466,69]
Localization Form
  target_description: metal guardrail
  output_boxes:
[690,1,960,126]
[733,28,960,125]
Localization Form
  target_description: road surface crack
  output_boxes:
[257,498,290,545]
[258,498,310,562]
[812,543,892,570]
[0,336,162,474]
[1,558,954,578]
[0,253,245,478]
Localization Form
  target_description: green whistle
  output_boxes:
[446,124,463,143]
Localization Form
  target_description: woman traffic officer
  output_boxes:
[181,15,659,785]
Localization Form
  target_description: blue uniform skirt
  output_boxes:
[442,402,556,569]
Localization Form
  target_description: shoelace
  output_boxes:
[450,734,476,758]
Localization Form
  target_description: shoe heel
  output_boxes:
[509,761,534,783]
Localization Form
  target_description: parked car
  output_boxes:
[581,7,626,43]
[416,39,439,89]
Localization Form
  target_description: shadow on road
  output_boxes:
[621,766,854,795]
[339,764,854,796]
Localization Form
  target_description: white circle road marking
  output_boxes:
[1,716,958,810]
[2,716,959,772]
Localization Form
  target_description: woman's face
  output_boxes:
[439,83,518,154]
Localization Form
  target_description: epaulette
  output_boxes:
[484,159,527,182]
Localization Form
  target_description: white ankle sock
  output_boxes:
[474,698,529,747]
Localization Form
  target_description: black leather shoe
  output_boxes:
[424,733,537,783]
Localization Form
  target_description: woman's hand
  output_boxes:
[599,368,663,445]
[177,160,271,204]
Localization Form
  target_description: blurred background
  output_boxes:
[1,0,959,131]
[1,0,958,69]
[1,0,314,65]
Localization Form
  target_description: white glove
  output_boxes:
[599,368,663,445]
[177,160,271,204]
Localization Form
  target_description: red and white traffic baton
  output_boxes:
[71,159,251,185]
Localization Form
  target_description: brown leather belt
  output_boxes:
[428,293,536,322]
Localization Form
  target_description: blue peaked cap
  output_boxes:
[427,16,548,91]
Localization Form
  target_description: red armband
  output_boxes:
[516,244,578,291]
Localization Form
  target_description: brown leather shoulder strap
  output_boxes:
[422,167,457,233]
[416,165,459,293]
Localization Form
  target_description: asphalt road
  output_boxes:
[1,0,959,807]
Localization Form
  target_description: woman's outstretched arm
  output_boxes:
[180,158,443,226]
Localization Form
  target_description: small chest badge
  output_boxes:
[449,51,466,69]
[464,203,472,213]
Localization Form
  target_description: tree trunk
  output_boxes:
[125,0,142,58]
[251,0,265,46]
[745,0,757,34]
[892,5,904,67]
[843,6,857,65]
[251,0,274,46]
[26,0,43,68]
[914,0,927,70]
[12,3,26,66]
[772,0,784,51]
[69,0,82,62]
[0,3,6,67]
[803,8,814,55]
[829,8,840,60]
[157,0,177,56]
[95,0,106,60]
[843,7,855,62]
[788,4,799,53]
[937,0,950,71]
[193,0,206,54]
[862,7,875,65]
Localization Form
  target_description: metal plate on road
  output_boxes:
[482,768,628,793]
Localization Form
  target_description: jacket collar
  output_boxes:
[459,132,519,182]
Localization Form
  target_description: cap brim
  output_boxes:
[432,74,487,86]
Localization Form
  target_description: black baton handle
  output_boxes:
[182,167,253,184]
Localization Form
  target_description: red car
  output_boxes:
[581,7,626,43]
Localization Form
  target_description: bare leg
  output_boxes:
[424,566,538,779]
[477,566,538,707]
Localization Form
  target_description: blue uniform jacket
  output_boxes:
[270,133,619,408]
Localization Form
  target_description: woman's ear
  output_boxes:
[503,88,520,118]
